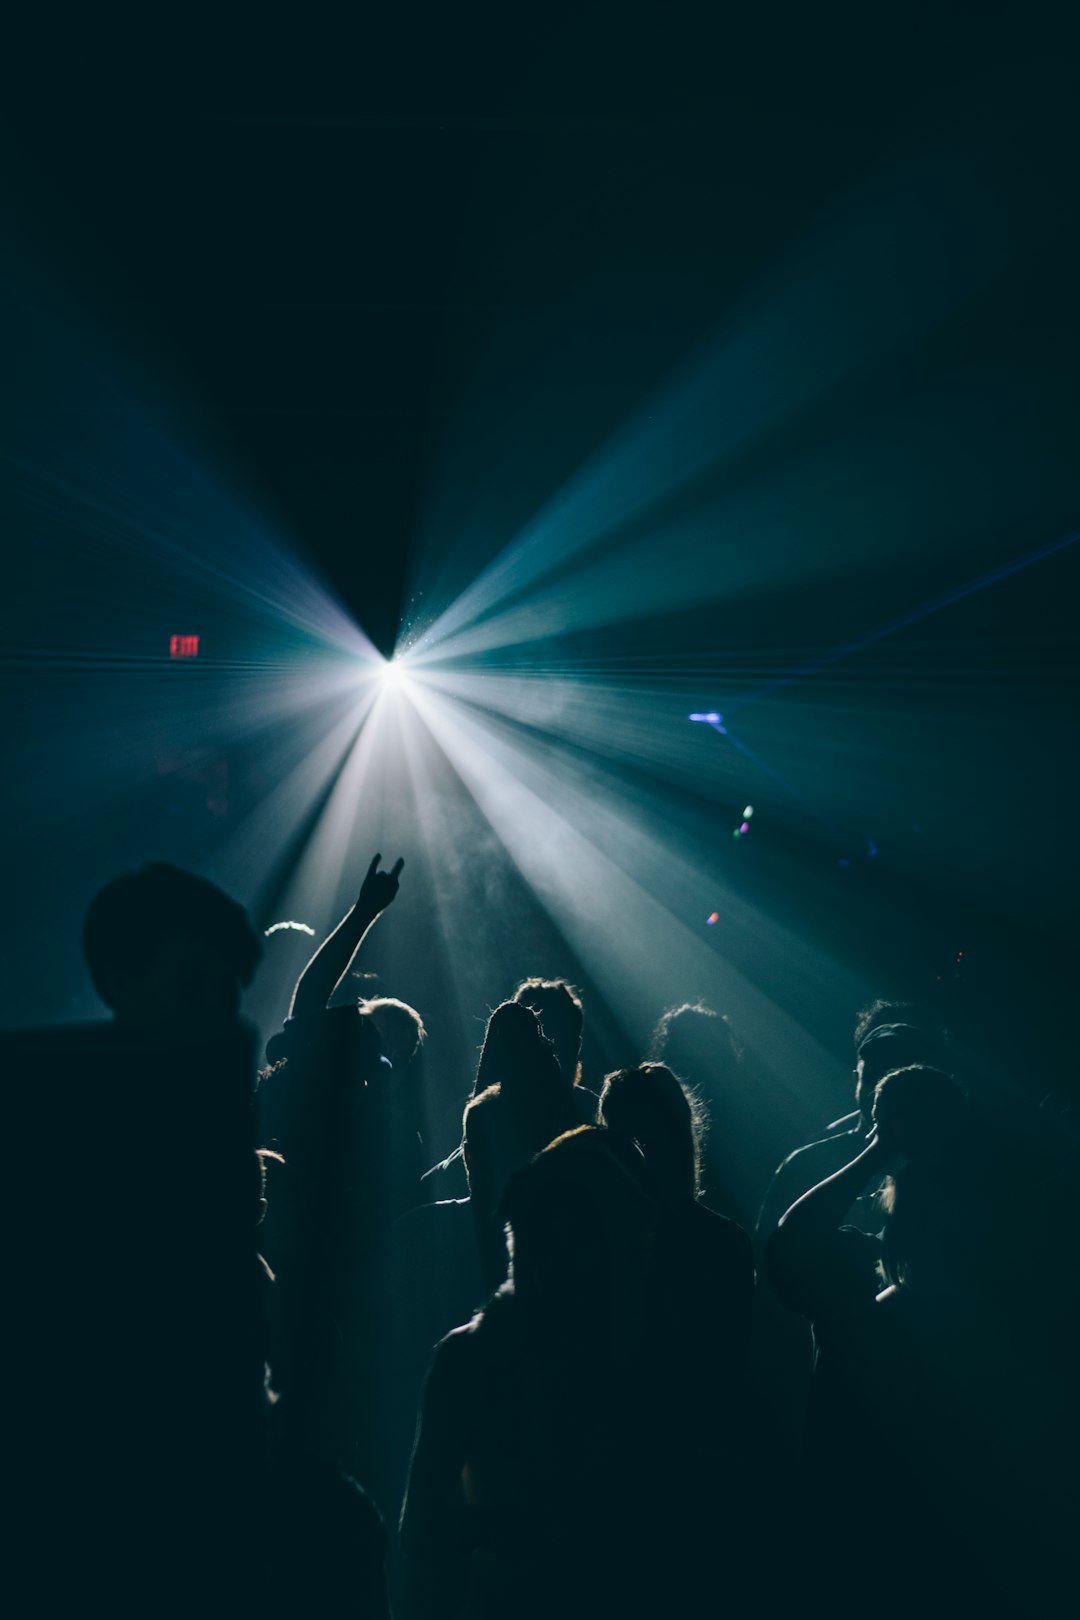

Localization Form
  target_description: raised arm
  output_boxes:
[764,1135,892,1320]
[288,853,404,1021]
[775,1136,888,1240]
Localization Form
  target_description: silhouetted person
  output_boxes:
[755,1005,950,1244]
[267,851,404,1045]
[257,852,403,1481]
[361,993,426,1067]
[399,1126,696,1620]
[650,998,742,1080]
[3,868,272,1608]
[261,1019,386,1480]
[648,999,755,1217]
[833,999,945,1130]
[257,1160,392,1620]
[463,1001,581,1290]
[599,1062,753,1372]
[361,994,429,1217]
[420,976,589,1204]
[83,859,261,1028]
[259,851,404,1236]
[511,976,597,1117]
[765,1063,1059,1612]
[748,1003,950,1514]
[78,867,264,1430]
[598,1062,756,1591]
[380,999,580,1545]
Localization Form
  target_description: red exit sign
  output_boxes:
[170,635,200,659]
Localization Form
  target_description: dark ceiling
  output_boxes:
[9,8,1078,651]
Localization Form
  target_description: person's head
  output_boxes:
[871,1062,968,1160]
[83,863,260,1029]
[463,1038,579,1213]
[511,978,585,1086]
[358,996,426,1068]
[854,1022,950,1124]
[265,1003,385,1084]
[648,1002,741,1095]
[474,1000,567,1100]
[853,999,939,1051]
[871,1064,978,1293]
[497,1125,654,1314]
[598,1063,705,1201]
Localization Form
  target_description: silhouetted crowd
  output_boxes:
[6,855,1075,1617]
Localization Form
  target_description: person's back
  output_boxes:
[599,1062,753,1369]
[361,995,428,1216]
[463,1001,581,1290]
[399,1128,689,1620]
[10,862,268,1613]
[598,1062,755,1580]
[256,1006,389,1480]
[655,1196,753,1369]
[422,1301,639,1618]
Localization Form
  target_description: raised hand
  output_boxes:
[357,851,404,917]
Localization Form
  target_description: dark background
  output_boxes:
[5,7,1077,644]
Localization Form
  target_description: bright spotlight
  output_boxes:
[379,657,412,694]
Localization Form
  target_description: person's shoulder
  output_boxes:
[423,1316,468,1373]
[394,1197,475,1268]
[399,1195,471,1220]
[437,1318,477,1354]
[776,1126,864,1175]
[302,1457,386,1548]
[425,1313,489,1403]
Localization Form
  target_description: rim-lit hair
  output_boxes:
[647,1001,742,1076]
[358,996,426,1065]
[474,1000,564,1098]
[853,998,943,1053]
[82,862,260,1008]
[599,1062,707,1199]
[495,1124,654,1304]
[871,1064,971,1292]
[512,978,585,1086]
